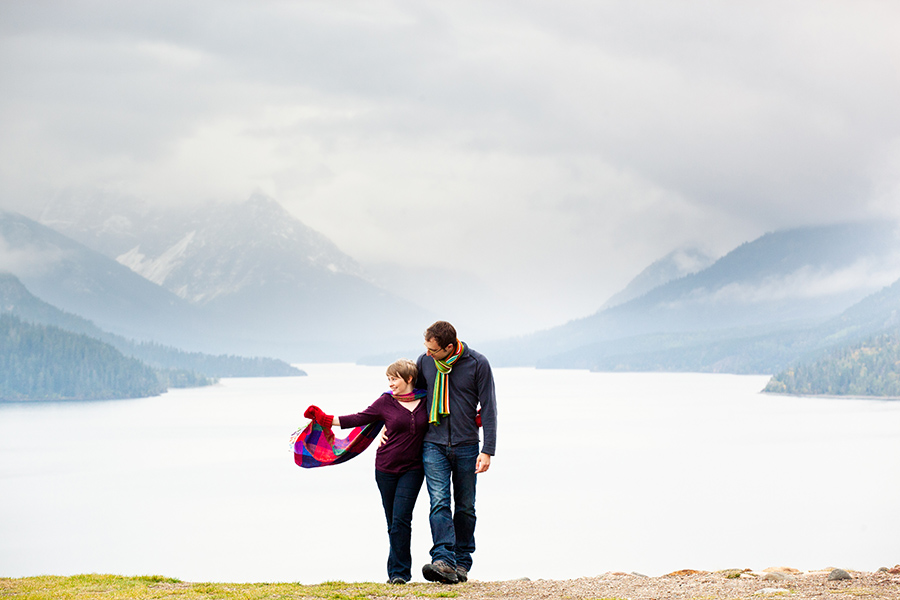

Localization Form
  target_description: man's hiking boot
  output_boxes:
[455,566,468,583]
[422,561,459,584]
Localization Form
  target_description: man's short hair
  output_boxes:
[386,358,417,383]
[424,320,457,350]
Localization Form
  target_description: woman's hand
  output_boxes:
[304,405,334,428]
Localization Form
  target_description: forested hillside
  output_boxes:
[764,329,900,397]
[1,315,166,401]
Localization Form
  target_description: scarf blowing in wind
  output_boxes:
[429,340,464,424]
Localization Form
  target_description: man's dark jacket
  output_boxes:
[416,343,497,456]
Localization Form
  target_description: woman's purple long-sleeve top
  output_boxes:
[338,391,428,474]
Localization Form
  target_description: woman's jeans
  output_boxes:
[422,442,479,571]
[375,468,425,582]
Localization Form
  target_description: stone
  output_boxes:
[827,569,852,581]
[754,588,790,595]
[763,567,801,574]
[763,572,794,581]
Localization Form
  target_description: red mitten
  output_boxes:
[475,410,482,428]
[304,405,334,428]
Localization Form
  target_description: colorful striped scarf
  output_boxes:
[429,340,464,424]
[290,420,384,468]
[394,389,427,402]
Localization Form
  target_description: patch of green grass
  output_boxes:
[0,574,460,600]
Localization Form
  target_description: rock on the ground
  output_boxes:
[763,572,796,581]
[828,569,853,581]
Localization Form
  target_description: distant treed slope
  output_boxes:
[129,341,305,377]
[0,272,304,377]
[0,314,164,401]
[764,329,900,396]
[537,325,819,374]
[815,276,900,342]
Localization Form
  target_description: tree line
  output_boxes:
[764,328,900,397]
[0,314,198,401]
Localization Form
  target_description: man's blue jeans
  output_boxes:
[422,442,479,571]
[375,468,425,582]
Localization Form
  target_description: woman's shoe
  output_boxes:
[388,577,406,585]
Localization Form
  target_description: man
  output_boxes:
[416,320,497,584]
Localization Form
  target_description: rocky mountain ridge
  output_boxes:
[9,197,433,360]
[39,193,366,305]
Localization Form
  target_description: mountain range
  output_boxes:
[5,195,900,374]
[482,220,900,373]
[0,209,202,346]
[599,246,717,310]
[11,195,435,360]
[0,272,302,378]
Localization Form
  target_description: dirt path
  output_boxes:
[444,569,900,600]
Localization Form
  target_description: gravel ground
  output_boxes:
[441,568,900,600]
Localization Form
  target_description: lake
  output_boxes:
[1,364,898,583]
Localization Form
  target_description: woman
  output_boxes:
[304,359,428,584]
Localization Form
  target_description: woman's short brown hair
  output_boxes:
[386,358,418,383]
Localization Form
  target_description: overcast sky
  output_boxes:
[2,1,899,329]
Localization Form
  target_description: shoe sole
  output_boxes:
[422,564,459,584]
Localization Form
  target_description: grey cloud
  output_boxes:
[2,0,899,327]
[0,233,67,276]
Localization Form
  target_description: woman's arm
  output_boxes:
[336,394,388,429]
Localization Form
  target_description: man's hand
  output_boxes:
[475,452,491,474]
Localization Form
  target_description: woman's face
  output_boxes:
[387,373,413,396]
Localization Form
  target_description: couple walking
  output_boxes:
[303,321,497,584]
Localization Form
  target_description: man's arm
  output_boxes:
[475,355,497,457]
[415,354,428,390]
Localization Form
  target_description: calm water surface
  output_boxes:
[1,364,898,583]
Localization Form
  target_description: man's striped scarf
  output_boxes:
[429,340,464,424]
[290,420,384,468]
